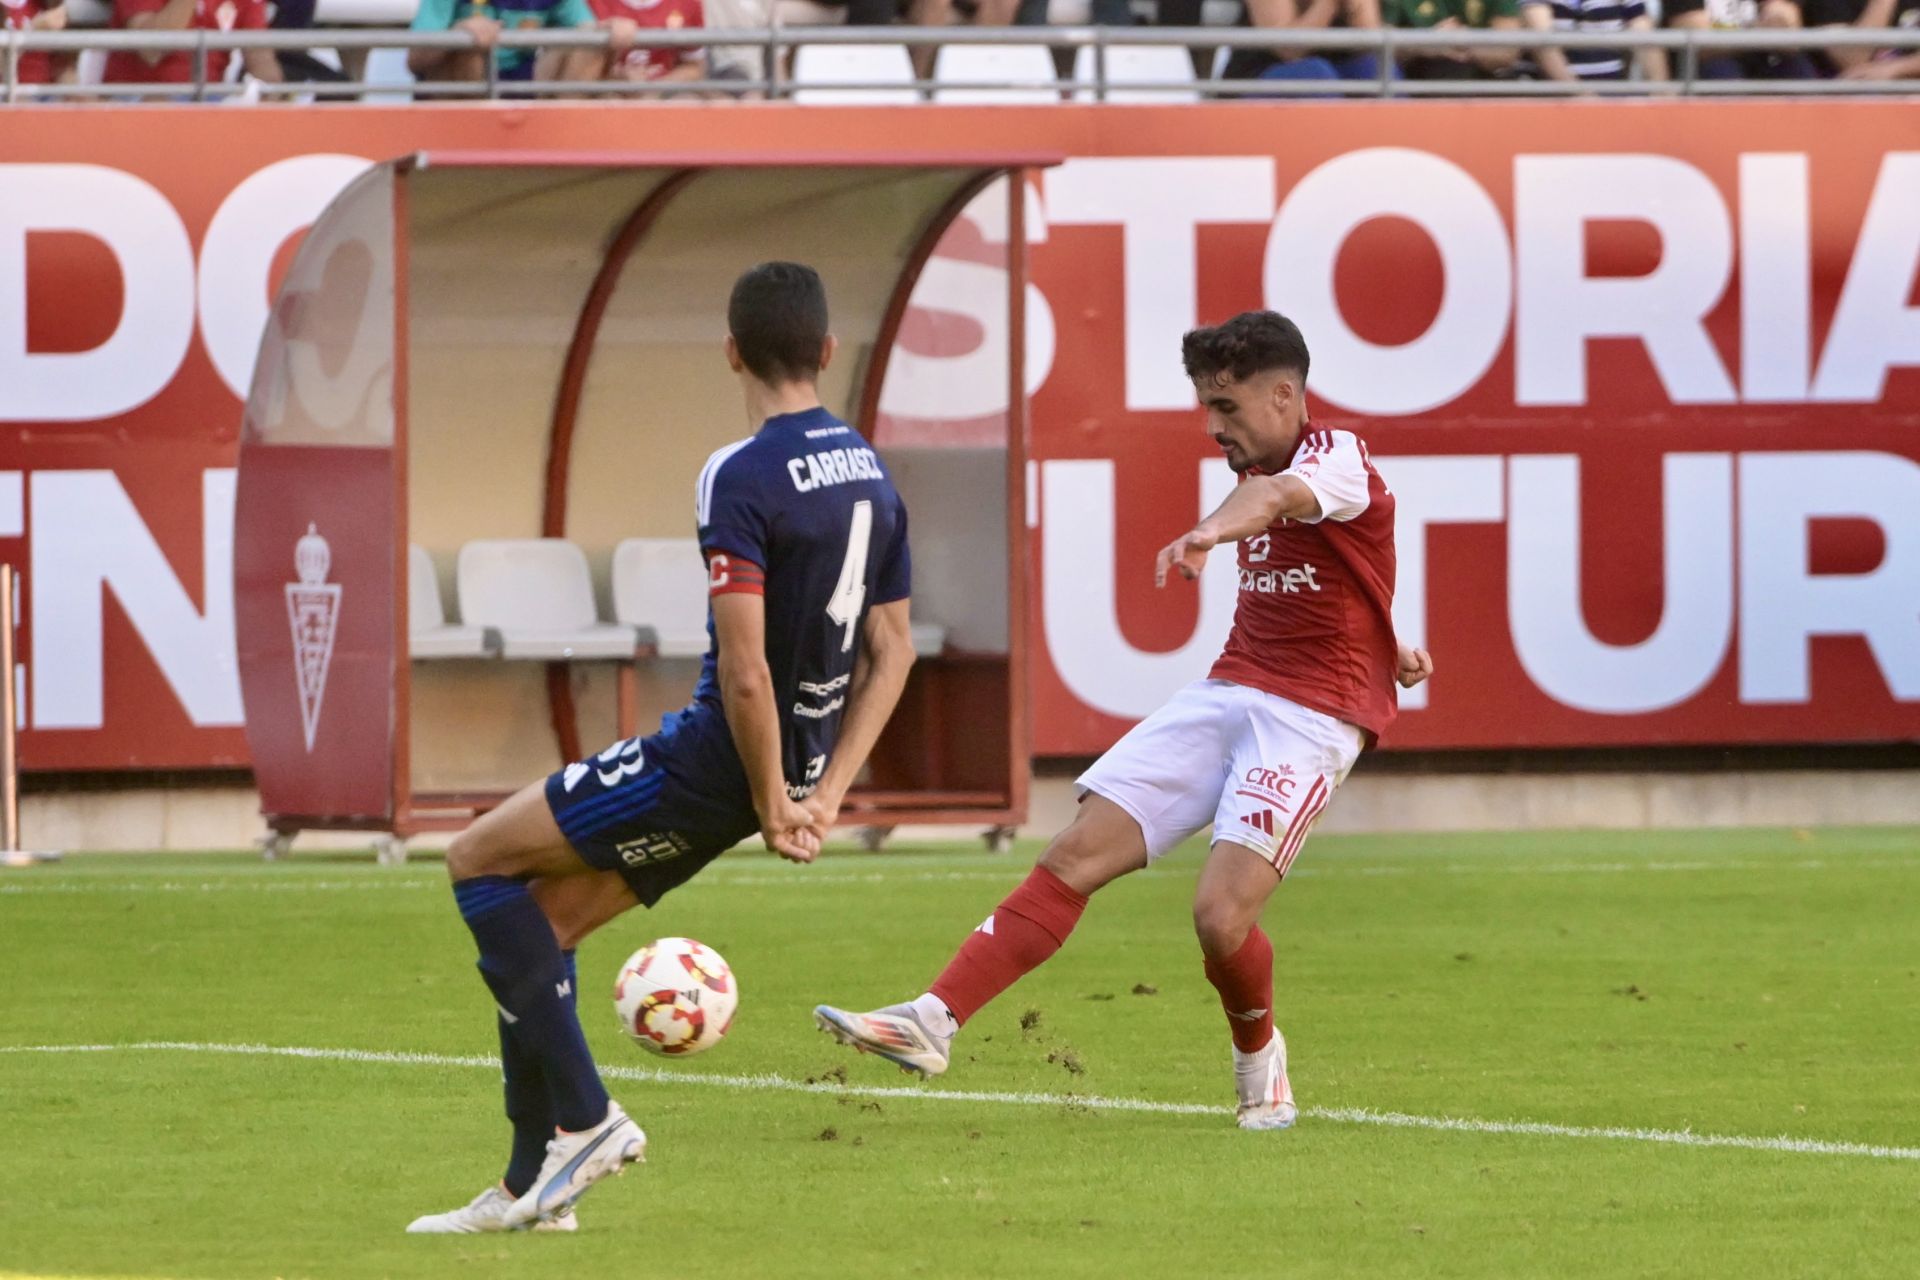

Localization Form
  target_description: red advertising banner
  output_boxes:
[3,103,1917,767]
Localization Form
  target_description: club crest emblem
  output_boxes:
[285,523,341,752]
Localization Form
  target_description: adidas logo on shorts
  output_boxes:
[1240,810,1276,836]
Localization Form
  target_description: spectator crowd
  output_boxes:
[4,0,1916,93]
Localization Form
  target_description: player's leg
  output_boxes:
[494,875,636,1205]
[413,789,623,1233]
[813,795,1146,1075]
[923,793,1146,1019]
[407,871,639,1233]
[444,781,619,1134]
[404,1006,583,1234]
[815,681,1234,1076]
[531,869,641,951]
[1192,839,1293,1129]
[440,779,646,1229]
[1199,686,1364,1130]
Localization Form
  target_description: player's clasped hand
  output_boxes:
[800,791,842,843]
[1154,528,1217,587]
[1396,643,1434,689]
[760,795,821,864]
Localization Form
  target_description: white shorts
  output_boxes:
[1076,679,1364,874]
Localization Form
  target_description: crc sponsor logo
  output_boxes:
[1239,765,1300,813]
[1244,766,1298,800]
[617,830,694,867]
[1239,563,1322,595]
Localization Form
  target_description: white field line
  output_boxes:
[3,1039,1917,1164]
[2,858,1916,895]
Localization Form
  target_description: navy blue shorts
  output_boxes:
[544,728,757,908]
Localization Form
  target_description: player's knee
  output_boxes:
[445,829,479,880]
[1037,824,1121,895]
[1192,891,1254,960]
[446,827,509,881]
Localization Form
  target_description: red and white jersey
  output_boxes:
[104,0,267,84]
[2,0,54,84]
[1209,425,1399,742]
[591,0,702,78]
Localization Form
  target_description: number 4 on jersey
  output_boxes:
[825,499,873,653]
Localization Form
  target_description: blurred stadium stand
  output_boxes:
[9,10,1920,98]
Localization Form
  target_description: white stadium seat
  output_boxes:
[612,538,713,658]
[456,539,638,661]
[1071,44,1200,102]
[932,45,1060,104]
[909,622,947,658]
[360,47,418,105]
[408,544,498,659]
[792,44,920,104]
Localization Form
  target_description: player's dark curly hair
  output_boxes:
[1181,311,1311,386]
[729,261,830,385]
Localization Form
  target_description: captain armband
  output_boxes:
[707,552,766,597]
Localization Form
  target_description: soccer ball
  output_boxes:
[613,937,738,1057]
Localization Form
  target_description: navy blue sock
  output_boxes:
[498,951,579,1197]
[455,877,609,1133]
[498,1011,550,1198]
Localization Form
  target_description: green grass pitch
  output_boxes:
[2,827,1917,1279]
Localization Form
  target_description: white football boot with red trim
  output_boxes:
[813,1002,953,1077]
[1234,1032,1299,1131]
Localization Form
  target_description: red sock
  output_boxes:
[928,867,1089,1026]
[1203,926,1275,1053]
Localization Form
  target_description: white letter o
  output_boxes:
[1265,148,1510,417]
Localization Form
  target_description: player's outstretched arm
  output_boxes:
[804,599,916,836]
[1154,475,1320,585]
[712,591,821,864]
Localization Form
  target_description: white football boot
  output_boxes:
[813,1001,954,1077]
[500,1101,647,1229]
[1234,1031,1299,1131]
[405,1184,579,1234]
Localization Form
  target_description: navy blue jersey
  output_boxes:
[543,405,909,901]
[688,405,911,797]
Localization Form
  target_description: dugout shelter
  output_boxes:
[232,152,1047,859]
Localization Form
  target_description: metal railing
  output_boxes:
[6,23,1920,102]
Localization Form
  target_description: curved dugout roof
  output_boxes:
[235,152,1053,828]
